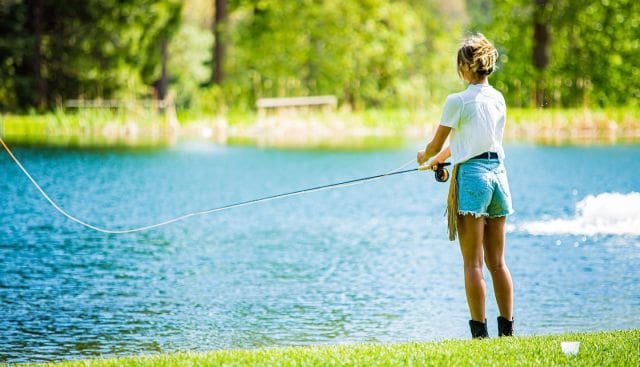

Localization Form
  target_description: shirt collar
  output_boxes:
[468,83,490,89]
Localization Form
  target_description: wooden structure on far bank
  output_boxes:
[256,95,337,117]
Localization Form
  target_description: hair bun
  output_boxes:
[457,33,498,78]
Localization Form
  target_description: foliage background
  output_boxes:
[0,0,638,113]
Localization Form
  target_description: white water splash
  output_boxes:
[517,192,640,236]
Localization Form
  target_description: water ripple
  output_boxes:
[1,144,639,362]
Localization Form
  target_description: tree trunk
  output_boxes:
[26,0,47,108]
[211,0,227,85]
[533,0,550,107]
[157,37,169,101]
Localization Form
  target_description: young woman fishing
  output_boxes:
[417,34,514,339]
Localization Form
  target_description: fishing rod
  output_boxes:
[196,162,451,216]
[0,135,450,234]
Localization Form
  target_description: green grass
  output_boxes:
[3,107,640,149]
[508,107,640,127]
[1,107,174,148]
[506,107,640,144]
[167,106,640,145]
[22,329,640,367]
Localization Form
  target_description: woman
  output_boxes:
[417,34,514,339]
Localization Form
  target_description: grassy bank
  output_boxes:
[23,329,640,366]
[0,106,176,149]
[3,107,640,149]
[506,107,640,145]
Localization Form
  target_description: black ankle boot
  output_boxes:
[469,319,489,339]
[497,316,514,336]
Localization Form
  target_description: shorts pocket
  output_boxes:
[458,168,493,216]
[459,171,490,199]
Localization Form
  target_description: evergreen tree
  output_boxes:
[0,0,182,110]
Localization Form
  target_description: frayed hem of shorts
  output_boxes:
[488,210,515,218]
[458,210,489,218]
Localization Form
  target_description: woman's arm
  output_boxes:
[417,125,452,165]
[429,146,451,168]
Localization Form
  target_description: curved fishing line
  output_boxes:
[0,136,418,234]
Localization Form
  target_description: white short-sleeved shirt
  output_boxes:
[440,83,506,164]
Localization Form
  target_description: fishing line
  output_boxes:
[0,135,439,234]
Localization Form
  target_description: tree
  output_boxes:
[146,0,183,100]
[25,0,46,108]
[532,0,550,107]
[211,0,227,85]
[222,0,459,109]
[467,0,640,108]
[0,0,182,110]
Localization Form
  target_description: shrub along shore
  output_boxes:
[21,329,640,367]
[2,108,639,149]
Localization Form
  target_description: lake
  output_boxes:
[1,142,639,363]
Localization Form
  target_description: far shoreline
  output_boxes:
[2,107,639,150]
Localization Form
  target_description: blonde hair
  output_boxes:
[457,33,498,79]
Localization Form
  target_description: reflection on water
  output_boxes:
[1,142,639,363]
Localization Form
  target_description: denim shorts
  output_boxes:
[457,159,514,217]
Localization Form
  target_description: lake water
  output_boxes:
[1,142,639,363]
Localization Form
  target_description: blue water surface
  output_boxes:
[1,142,639,362]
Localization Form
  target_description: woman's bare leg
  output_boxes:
[483,216,513,320]
[457,214,486,322]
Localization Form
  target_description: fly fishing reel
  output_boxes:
[434,162,451,182]
[419,162,451,182]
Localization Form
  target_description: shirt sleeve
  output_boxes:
[440,94,462,129]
